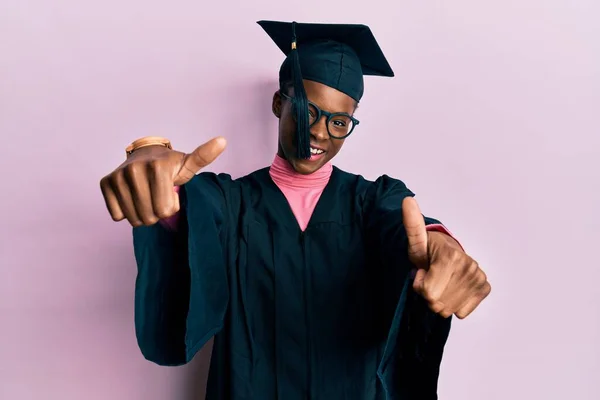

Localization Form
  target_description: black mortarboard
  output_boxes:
[258,20,395,159]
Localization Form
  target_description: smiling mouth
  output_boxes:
[310,146,325,155]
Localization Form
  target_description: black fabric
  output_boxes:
[258,20,394,102]
[133,166,452,400]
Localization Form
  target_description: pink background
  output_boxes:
[1,0,598,399]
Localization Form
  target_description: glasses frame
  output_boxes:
[280,91,360,139]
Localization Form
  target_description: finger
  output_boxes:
[437,286,469,317]
[124,164,158,225]
[175,136,227,185]
[114,181,143,227]
[148,162,176,219]
[412,268,426,293]
[439,263,486,316]
[100,177,125,221]
[433,266,471,312]
[438,307,454,319]
[455,281,491,319]
[420,260,455,304]
[402,196,428,266]
[413,268,446,314]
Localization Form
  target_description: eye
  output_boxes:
[332,119,347,127]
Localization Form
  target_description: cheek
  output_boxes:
[278,116,296,147]
[329,139,345,155]
[281,114,296,136]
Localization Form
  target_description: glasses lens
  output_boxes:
[328,115,355,138]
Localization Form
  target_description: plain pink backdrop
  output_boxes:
[1,0,598,399]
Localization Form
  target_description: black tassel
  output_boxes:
[290,22,311,159]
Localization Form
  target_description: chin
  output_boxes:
[291,157,325,175]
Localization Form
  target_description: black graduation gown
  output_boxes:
[132,166,452,400]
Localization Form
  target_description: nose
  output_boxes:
[310,115,329,141]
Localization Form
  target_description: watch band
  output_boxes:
[126,136,172,156]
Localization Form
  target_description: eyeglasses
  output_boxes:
[280,92,360,139]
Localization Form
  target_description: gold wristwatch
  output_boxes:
[125,136,172,156]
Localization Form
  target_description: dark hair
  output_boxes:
[279,80,293,95]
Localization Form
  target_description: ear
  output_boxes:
[272,90,282,118]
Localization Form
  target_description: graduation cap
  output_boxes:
[257,20,395,159]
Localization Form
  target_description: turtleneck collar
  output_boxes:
[269,154,333,189]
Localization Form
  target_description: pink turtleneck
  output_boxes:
[268,154,332,231]
[160,155,459,247]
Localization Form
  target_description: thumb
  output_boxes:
[402,196,429,268]
[174,137,227,185]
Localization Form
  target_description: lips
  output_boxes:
[309,143,326,154]
[309,146,325,155]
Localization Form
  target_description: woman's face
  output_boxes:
[273,80,357,175]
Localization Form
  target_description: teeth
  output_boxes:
[310,147,324,155]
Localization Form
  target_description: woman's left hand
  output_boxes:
[402,197,492,319]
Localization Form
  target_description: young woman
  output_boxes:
[100,21,491,400]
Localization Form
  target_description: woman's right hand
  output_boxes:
[99,137,227,227]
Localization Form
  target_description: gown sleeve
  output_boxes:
[132,172,234,366]
[363,175,452,399]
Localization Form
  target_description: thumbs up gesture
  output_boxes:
[402,197,491,319]
[100,137,227,227]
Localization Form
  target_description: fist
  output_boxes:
[402,196,491,319]
[99,137,226,227]
[414,231,491,319]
